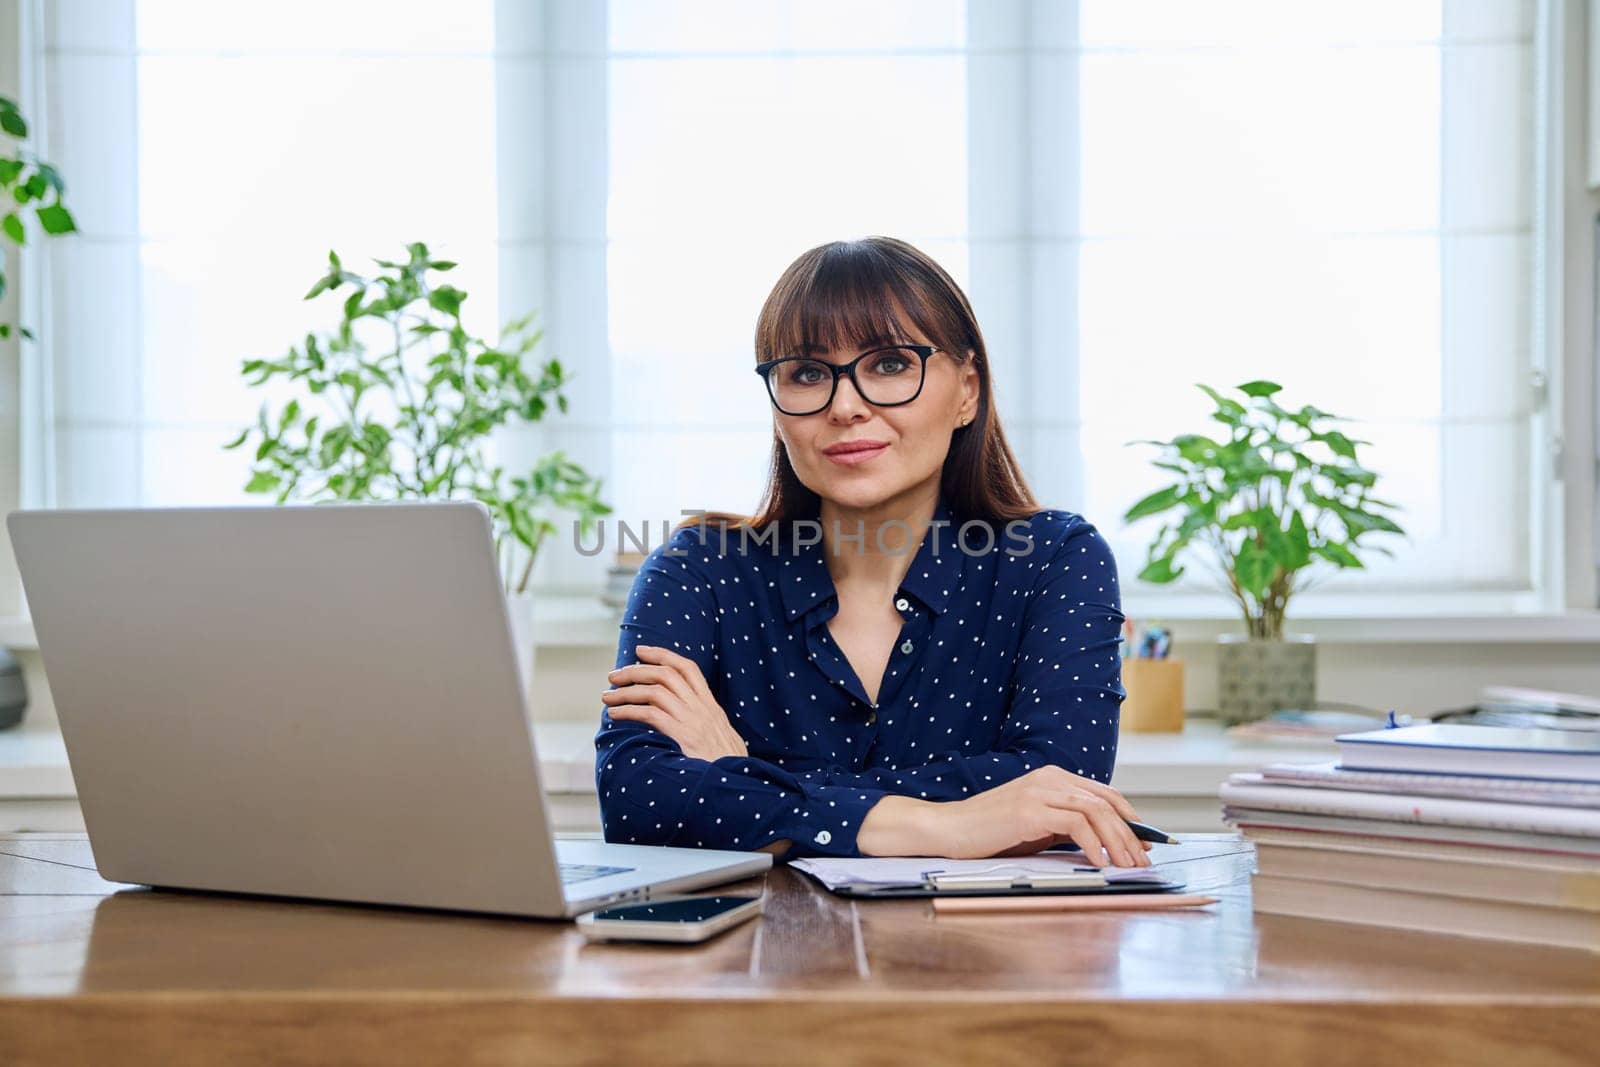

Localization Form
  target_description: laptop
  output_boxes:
[6,501,770,918]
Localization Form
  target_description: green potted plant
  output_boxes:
[225,242,611,696]
[0,95,76,732]
[0,93,77,345]
[1121,380,1408,724]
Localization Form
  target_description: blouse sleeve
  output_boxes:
[593,531,890,859]
[813,517,1126,800]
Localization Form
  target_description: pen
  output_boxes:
[1044,819,1182,852]
[1126,819,1180,845]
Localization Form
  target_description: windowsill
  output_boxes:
[0,597,630,653]
[0,721,74,798]
[6,596,1600,653]
[1113,610,1600,644]
[0,718,1332,801]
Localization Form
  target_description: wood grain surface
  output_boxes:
[0,833,1595,1066]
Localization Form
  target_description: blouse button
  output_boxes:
[894,597,910,611]
[899,640,914,654]
[814,830,833,846]
[866,708,878,726]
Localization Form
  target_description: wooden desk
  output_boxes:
[0,834,1595,1066]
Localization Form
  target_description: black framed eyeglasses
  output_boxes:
[754,344,945,416]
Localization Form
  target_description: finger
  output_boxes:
[1043,786,1146,867]
[609,661,696,705]
[603,703,678,736]
[637,644,717,703]
[607,705,699,756]
[1047,795,1136,867]
[1072,798,1140,868]
[602,684,688,722]
[604,662,688,703]
[1075,799,1139,870]
[1054,813,1107,867]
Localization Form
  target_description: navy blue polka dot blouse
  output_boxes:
[592,496,1127,859]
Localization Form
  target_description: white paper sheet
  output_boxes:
[790,837,1250,892]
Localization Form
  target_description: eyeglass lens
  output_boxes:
[770,347,923,414]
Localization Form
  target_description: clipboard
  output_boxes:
[821,866,1185,900]
[789,839,1250,900]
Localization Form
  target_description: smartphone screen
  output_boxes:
[587,895,756,924]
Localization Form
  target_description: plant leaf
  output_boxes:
[1315,541,1364,568]
[1234,539,1276,596]
[35,163,64,193]
[245,471,281,494]
[1123,484,1185,523]
[1136,555,1184,583]
[35,203,75,235]
[1316,429,1358,459]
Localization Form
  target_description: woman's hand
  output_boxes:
[943,766,1152,866]
[599,644,748,763]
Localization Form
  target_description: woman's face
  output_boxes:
[771,317,979,512]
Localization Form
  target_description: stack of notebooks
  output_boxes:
[1220,723,1600,951]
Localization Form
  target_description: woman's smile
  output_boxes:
[824,441,889,467]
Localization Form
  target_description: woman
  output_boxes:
[594,236,1149,867]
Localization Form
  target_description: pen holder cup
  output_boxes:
[1120,658,1185,733]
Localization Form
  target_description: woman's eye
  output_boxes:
[869,355,909,374]
[788,364,824,384]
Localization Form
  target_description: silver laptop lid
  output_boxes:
[7,501,570,917]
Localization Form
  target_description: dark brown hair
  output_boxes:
[677,236,1040,537]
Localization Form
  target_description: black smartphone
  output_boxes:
[575,894,763,943]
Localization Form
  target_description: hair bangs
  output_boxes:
[757,244,945,363]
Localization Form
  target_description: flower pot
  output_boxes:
[504,591,538,709]
[0,648,26,730]
[1216,633,1316,725]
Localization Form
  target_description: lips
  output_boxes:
[822,440,889,467]
[822,440,889,455]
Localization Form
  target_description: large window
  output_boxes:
[25,0,1556,612]
[1070,3,1535,596]
[606,0,970,531]
[604,0,1541,603]
[40,0,497,508]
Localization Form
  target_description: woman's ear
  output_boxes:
[960,354,980,415]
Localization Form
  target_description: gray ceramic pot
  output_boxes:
[0,648,26,730]
[1216,633,1316,725]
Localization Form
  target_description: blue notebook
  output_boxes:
[1336,723,1600,783]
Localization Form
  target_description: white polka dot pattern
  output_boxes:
[593,498,1127,859]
